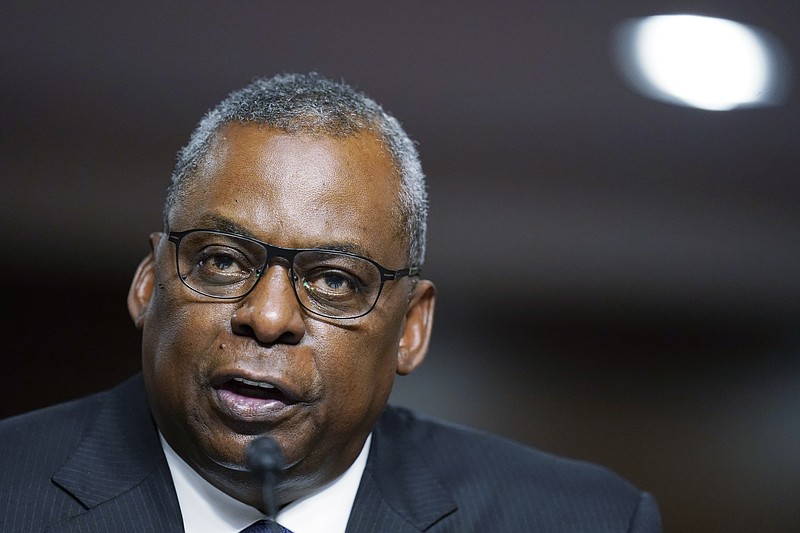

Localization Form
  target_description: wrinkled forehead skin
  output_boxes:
[169,122,409,265]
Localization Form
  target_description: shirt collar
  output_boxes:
[160,432,371,533]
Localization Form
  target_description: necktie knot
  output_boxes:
[239,518,293,533]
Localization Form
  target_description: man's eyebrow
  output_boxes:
[194,214,256,238]
[194,213,374,257]
[313,242,373,257]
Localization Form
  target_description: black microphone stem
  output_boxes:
[246,436,286,520]
[260,470,279,520]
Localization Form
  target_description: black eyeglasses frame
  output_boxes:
[166,229,421,319]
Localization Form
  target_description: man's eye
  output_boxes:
[322,273,350,290]
[193,247,252,285]
[304,269,362,298]
[206,254,236,271]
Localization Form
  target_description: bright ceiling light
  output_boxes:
[615,14,791,110]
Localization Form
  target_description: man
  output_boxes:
[0,73,661,532]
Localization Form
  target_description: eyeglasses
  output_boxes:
[166,229,420,319]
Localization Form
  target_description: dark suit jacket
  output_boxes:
[0,375,661,532]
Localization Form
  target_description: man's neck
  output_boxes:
[160,432,372,533]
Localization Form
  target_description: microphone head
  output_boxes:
[246,435,286,474]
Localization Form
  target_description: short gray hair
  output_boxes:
[165,73,428,265]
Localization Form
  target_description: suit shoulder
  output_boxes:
[377,405,661,531]
[0,389,108,468]
[384,406,631,487]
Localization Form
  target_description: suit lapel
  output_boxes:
[49,375,184,532]
[346,407,457,532]
[46,383,455,532]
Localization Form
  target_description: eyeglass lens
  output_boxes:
[174,230,383,318]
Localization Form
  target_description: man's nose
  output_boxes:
[230,264,305,345]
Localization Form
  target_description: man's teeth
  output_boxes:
[233,377,276,389]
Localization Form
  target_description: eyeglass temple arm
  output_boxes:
[381,266,421,281]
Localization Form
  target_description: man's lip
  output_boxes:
[209,371,302,402]
[208,370,308,424]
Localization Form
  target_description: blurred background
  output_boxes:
[2,1,798,531]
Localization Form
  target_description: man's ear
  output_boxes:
[396,279,436,376]
[127,233,161,331]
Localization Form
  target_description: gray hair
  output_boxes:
[165,73,428,265]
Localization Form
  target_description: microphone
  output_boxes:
[246,435,286,519]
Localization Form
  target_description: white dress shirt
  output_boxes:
[160,433,371,533]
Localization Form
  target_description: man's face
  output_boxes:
[128,123,434,506]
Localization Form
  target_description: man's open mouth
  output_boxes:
[209,372,304,422]
[218,377,293,403]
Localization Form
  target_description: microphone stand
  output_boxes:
[246,436,286,520]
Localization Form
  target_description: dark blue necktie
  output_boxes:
[239,518,293,533]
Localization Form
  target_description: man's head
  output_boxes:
[127,73,436,508]
[166,72,428,266]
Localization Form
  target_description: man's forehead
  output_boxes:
[197,123,396,182]
[170,123,407,263]
[197,123,397,197]
[190,212,376,258]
